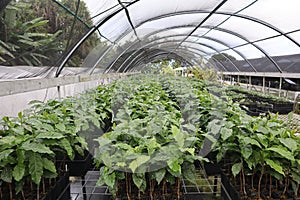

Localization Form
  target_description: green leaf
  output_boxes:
[41,123,55,132]
[104,169,115,189]
[27,118,43,128]
[36,132,65,139]
[167,160,181,177]
[15,181,24,195]
[155,168,166,185]
[129,155,150,173]
[18,39,39,47]
[16,149,25,164]
[24,18,49,31]
[256,134,268,148]
[265,159,284,175]
[241,146,252,160]
[21,142,53,154]
[12,126,25,135]
[172,126,184,148]
[232,162,243,177]
[29,152,43,185]
[76,136,88,150]
[256,126,268,134]
[279,138,298,152]
[182,148,195,156]
[0,136,16,146]
[99,152,112,168]
[243,137,261,148]
[42,158,56,173]
[132,173,146,192]
[220,127,232,141]
[18,112,23,120]
[90,117,100,128]
[182,163,196,184]
[55,123,66,132]
[0,149,14,161]
[267,147,295,161]
[96,167,106,186]
[207,120,220,135]
[1,166,13,183]
[0,41,14,58]
[59,138,74,159]
[182,124,197,132]
[165,172,176,185]
[147,138,160,155]
[291,170,300,184]
[13,163,25,182]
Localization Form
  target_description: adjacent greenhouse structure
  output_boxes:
[0,0,300,200]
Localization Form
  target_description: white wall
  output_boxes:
[0,74,131,118]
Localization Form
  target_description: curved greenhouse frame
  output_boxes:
[1,1,300,200]
[54,0,300,76]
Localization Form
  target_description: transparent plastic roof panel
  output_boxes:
[9,0,299,77]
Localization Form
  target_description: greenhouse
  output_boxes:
[0,0,300,199]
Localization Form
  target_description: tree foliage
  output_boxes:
[190,67,218,81]
[209,53,236,62]
[0,0,100,67]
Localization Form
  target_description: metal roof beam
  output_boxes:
[173,0,228,50]
[201,25,284,73]
[115,39,228,72]
[55,0,140,77]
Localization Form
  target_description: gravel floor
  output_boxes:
[276,113,300,136]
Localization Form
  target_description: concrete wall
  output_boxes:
[0,73,133,118]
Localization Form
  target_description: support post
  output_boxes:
[262,77,266,94]
[279,77,282,97]
[249,76,252,88]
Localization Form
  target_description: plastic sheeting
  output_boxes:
[2,0,300,78]
[74,0,300,74]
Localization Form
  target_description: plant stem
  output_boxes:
[242,166,246,195]
[21,190,25,200]
[257,165,264,200]
[162,178,166,200]
[37,184,40,200]
[129,174,132,200]
[138,189,141,200]
[9,183,12,200]
[251,170,255,191]
[30,181,33,192]
[177,177,181,200]
[283,176,288,196]
[295,184,299,198]
[239,171,243,193]
[126,173,131,200]
[150,179,154,200]
[264,174,268,189]
[42,178,46,193]
[269,175,272,198]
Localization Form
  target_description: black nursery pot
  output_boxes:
[221,172,241,200]
[56,150,93,177]
[203,161,222,176]
[42,171,70,200]
[67,150,93,177]
[272,102,294,114]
